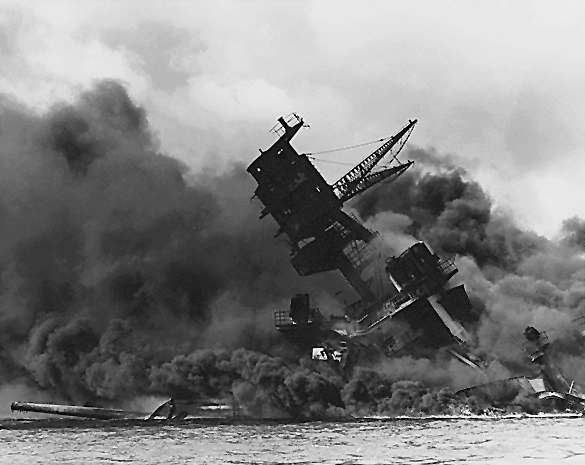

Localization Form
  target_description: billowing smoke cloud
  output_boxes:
[0,80,345,407]
[351,148,585,389]
[352,160,545,272]
[2,80,585,418]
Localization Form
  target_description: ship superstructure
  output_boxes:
[522,326,585,405]
[247,114,478,369]
[248,114,414,303]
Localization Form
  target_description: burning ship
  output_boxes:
[247,114,479,371]
[246,114,585,411]
[11,113,583,421]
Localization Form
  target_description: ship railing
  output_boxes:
[382,291,414,314]
[364,292,415,331]
[389,291,413,308]
[270,113,303,137]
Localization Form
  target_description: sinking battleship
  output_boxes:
[247,114,479,371]
[11,114,582,420]
[247,114,585,409]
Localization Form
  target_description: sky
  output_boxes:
[0,0,584,238]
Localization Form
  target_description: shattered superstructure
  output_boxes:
[522,326,585,405]
[247,114,478,370]
[456,325,585,409]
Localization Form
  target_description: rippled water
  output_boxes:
[1,416,584,464]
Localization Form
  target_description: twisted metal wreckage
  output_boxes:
[11,115,585,420]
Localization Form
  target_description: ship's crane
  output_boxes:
[247,114,418,311]
[336,161,414,203]
[332,119,417,203]
[249,115,483,371]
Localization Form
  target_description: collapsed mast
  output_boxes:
[247,114,416,308]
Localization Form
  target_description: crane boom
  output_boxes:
[332,119,417,201]
[338,161,414,203]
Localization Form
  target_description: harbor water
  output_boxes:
[0,416,584,464]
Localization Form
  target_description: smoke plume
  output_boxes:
[1,80,584,417]
[351,147,585,387]
[0,80,343,408]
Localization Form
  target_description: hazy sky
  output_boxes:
[1,0,583,237]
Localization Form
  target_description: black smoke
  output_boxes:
[350,148,585,390]
[1,81,584,418]
[352,165,545,272]
[0,80,345,406]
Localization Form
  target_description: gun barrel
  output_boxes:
[11,402,140,420]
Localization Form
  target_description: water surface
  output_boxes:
[1,416,583,464]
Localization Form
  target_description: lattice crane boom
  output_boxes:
[332,119,417,202]
[338,161,414,203]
